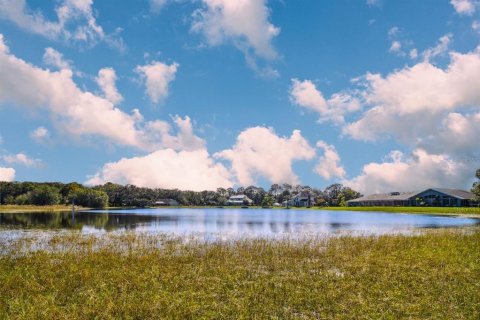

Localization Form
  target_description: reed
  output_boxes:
[0,229,479,319]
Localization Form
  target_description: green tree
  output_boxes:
[472,168,480,202]
[261,195,274,207]
[69,188,109,208]
[29,186,60,205]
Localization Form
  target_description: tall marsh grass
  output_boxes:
[0,229,479,319]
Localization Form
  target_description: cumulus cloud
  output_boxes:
[96,67,123,105]
[191,0,280,75]
[0,167,15,181]
[2,152,41,167]
[192,0,279,59]
[143,115,206,152]
[0,34,201,152]
[314,141,346,180]
[0,0,116,47]
[215,127,316,186]
[344,149,474,194]
[43,47,71,70]
[136,61,178,104]
[30,126,50,143]
[338,40,480,192]
[86,148,233,191]
[343,47,480,154]
[450,0,477,15]
[290,79,360,124]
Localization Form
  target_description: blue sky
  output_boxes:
[0,0,479,193]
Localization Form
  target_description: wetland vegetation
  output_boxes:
[1,228,479,319]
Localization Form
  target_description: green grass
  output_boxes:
[319,206,480,216]
[1,229,479,319]
[0,205,91,213]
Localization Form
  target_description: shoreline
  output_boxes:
[1,204,479,218]
[0,205,91,214]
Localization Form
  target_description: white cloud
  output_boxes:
[3,152,41,167]
[343,48,480,152]
[422,34,452,61]
[143,115,206,152]
[314,141,346,180]
[0,0,112,47]
[136,61,179,104]
[215,127,316,186]
[96,67,123,105]
[418,111,480,155]
[43,47,71,70]
[344,149,474,194]
[149,0,168,13]
[290,79,360,124]
[473,20,480,34]
[192,0,279,60]
[339,44,480,192]
[389,41,402,54]
[0,35,140,147]
[386,26,415,57]
[409,48,418,60]
[450,0,477,15]
[192,0,280,75]
[0,34,200,152]
[86,148,233,191]
[30,126,50,143]
[0,167,15,181]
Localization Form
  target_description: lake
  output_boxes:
[0,208,479,240]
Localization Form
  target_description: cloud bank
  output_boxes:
[215,127,316,186]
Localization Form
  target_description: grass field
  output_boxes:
[1,228,479,319]
[0,205,90,213]
[319,205,480,215]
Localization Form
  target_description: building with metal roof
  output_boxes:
[347,188,476,207]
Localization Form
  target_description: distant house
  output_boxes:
[290,191,315,207]
[227,195,253,206]
[347,188,475,207]
[155,199,179,206]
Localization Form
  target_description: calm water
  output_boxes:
[0,208,479,239]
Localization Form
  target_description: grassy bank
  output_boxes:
[0,205,91,213]
[319,206,480,216]
[1,229,479,319]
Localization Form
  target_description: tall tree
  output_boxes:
[472,168,480,202]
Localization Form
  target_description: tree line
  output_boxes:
[472,169,480,202]
[1,167,479,209]
[0,181,363,208]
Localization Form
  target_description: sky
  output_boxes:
[0,0,479,194]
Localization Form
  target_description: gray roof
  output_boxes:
[423,188,474,200]
[347,188,474,203]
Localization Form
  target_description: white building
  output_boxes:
[227,195,253,206]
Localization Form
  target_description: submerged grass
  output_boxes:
[1,229,479,319]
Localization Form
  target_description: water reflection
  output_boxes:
[0,208,478,239]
